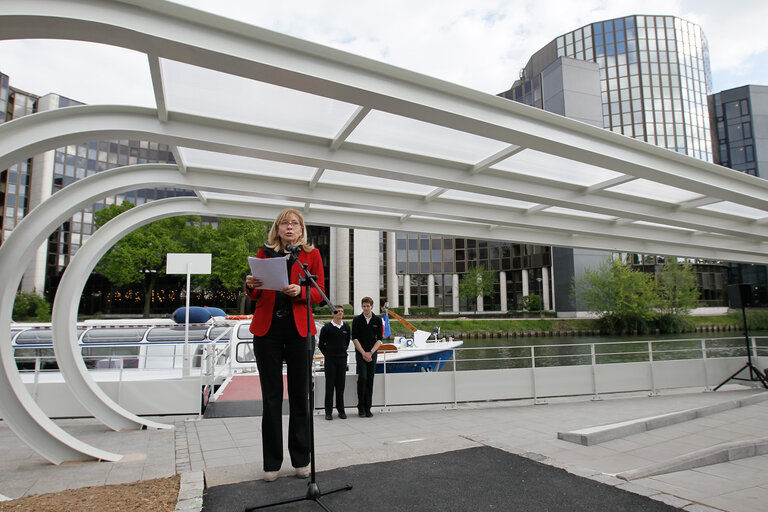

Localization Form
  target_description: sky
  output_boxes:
[1,0,767,106]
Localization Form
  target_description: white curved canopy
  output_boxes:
[2,0,768,463]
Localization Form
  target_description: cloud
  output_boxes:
[1,0,766,106]
[0,39,154,106]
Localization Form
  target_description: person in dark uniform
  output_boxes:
[318,305,351,420]
[351,296,382,417]
[244,208,324,482]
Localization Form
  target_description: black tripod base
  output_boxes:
[713,362,768,391]
[245,481,352,511]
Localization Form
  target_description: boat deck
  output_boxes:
[2,384,768,511]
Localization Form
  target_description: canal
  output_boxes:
[444,330,768,371]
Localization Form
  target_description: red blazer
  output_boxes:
[245,246,325,338]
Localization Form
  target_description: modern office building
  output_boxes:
[709,85,768,304]
[0,69,183,308]
[499,14,731,311]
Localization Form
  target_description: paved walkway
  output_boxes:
[2,384,768,511]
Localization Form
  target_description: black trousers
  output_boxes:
[324,356,347,414]
[355,351,378,412]
[253,318,310,472]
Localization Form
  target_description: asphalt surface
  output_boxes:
[203,446,680,511]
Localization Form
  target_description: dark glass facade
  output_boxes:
[392,232,550,312]
[709,85,768,304]
[710,88,759,176]
[44,139,182,295]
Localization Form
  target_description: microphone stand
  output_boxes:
[246,250,352,511]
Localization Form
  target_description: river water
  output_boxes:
[444,330,768,371]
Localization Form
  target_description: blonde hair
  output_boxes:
[265,208,314,252]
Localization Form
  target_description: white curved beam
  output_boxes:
[0,166,186,435]
[0,0,766,211]
[0,169,195,462]
[2,106,768,248]
[51,199,200,431]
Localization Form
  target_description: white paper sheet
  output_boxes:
[247,255,290,290]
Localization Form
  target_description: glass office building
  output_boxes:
[0,69,184,304]
[502,15,713,161]
[499,15,729,307]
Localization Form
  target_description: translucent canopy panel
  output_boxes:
[161,59,359,137]
[198,192,304,208]
[178,148,317,179]
[439,190,537,209]
[318,170,433,196]
[494,149,623,186]
[346,110,510,163]
[544,207,618,221]
[698,201,768,220]
[631,221,698,232]
[605,179,706,204]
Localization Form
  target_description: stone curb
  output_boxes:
[175,470,204,512]
[616,436,768,481]
[557,391,768,446]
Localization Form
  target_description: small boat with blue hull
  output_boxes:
[374,309,463,373]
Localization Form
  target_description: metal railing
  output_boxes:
[15,335,768,413]
[371,335,768,408]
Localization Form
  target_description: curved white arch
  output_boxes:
[0,161,290,463]
[0,167,187,462]
[51,198,208,430]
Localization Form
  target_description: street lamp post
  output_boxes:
[536,276,543,318]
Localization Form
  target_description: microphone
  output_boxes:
[285,244,303,254]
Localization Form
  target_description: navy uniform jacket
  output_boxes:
[319,321,351,358]
[351,313,382,352]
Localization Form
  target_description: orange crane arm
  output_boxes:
[382,307,417,334]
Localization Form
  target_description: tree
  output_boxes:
[573,258,658,334]
[193,218,270,313]
[656,260,699,316]
[13,290,51,322]
[458,265,498,309]
[94,201,202,317]
[655,259,699,332]
[521,294,541,312]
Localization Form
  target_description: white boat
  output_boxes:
[372,308,464,373]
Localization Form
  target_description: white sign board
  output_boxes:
[166,253,211,274]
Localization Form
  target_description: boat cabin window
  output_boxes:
[236,324,252,340]
[236,342,256,363]
[208,326,232,342]
[146,325,208,342]
[15,329,53,344]
[82,327,147,343]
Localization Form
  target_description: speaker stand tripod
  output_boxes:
[714,303,768,391]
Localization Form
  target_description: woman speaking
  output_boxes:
[244,208,325,482]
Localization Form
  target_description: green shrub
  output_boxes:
[314,304,353,317]
[655,314,695,333]
[522,294,541,312]
[13,291,51,322]
[384,306,437,317]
